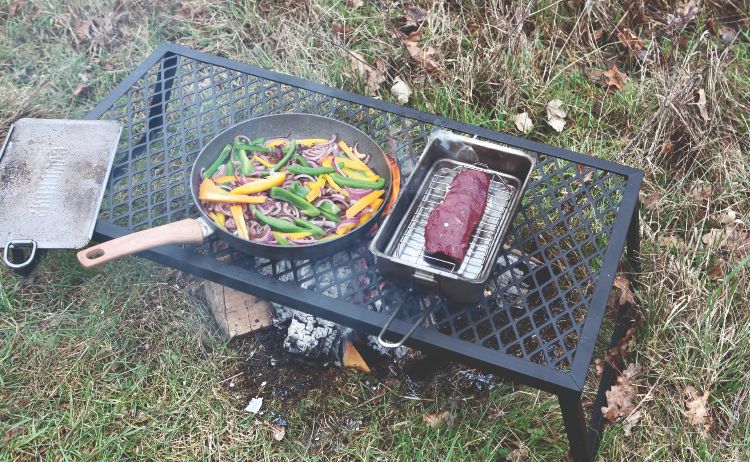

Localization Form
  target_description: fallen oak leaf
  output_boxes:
[707,258,727,280]
[603,65,628,91]
[616,28,644,52]
[613,276,636,307]
[601,375,637,420]
[71,82,91,98]
[694,88,710,122]
[702,227,750,259]
[422,410,454,428]
[332,22,355,39]
[720,26,739,44]
[641,191,661,210]
[683,386,712,432]
[690,183,713,204]
[507,445,530,462]
[72,19,93,45]
[404,40,442,74]
[350,51,386,96]
[346,0,363,8]
[514,112,533,134]
[546,99,567,132]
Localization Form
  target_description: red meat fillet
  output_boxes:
[424,169,490,263]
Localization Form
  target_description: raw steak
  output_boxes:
[424,169,490,263]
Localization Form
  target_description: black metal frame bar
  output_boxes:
[83,43,644,461]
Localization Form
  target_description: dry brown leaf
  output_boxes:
[350,51,386,97]
[667,0,701,30]
[613,276,636,307]
[342,339,371,372]
[1,426,25,444]
[487,407,504,421]
[8,0,25,17]
[623,410,643,436]
[707,258,727,280]
[584,68,605,84]
[546,99,567,132]
[507,445,530,462]
[642,192,661,210]
[617,28,644,52]
[683,386,712,432]
[702,228,750,259]
[718,209,738,225]
[391,77,412,104]
[514,112,533,134]
[346,0,364,8]
[603,65,628,91]
[720,26,739,44]
[657,234,687,250]
[269,423,286,441]
[622,362,641,380]
[404,40,441,74]
[71,82,91,98]
[601,375,637,420]
[422,410,453,428]
[405,7,427,26]
[332,22,355,38]
[72,19,93,45]
[466,20,481,35]
[694,88,710,122]
[690,183,713,204]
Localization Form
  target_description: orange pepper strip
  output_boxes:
[345,190,384,219]
[198,179,266,204]
[383,154,400,215]
[337,141,374,175]
[336,222,357,236]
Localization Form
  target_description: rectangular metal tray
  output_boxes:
[370,131,536,305]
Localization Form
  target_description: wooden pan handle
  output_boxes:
[77,219,207,269]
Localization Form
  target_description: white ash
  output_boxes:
[282,310,342,360]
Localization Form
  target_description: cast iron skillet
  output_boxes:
[77,113,391,268]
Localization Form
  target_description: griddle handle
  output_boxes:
[377,297,431,349]
[76,218,210,269]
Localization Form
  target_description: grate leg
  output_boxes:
[559,392,592,462]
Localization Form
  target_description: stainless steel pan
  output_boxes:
[77,113,391,268]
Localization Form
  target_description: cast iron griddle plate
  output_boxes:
[0,118,122,249]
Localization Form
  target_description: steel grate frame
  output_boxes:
[87,44,642,396]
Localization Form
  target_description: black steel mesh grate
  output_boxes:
[96,53,627,371]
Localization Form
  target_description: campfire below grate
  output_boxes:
[395,160,516,280]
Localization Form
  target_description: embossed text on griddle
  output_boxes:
[30,147,66,217]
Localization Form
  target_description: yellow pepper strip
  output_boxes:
[305,175,326,202]
[324,174,349,197]
[198,179,266,204]
[369,198,384,211]
[253,155,274,169]
[358,212,373,226]
[230,205,249,240]
[265,139,287,148]
[214,212,226,228]
[336,222,357,236]
[338,141,375,175]
[230,172,286,195]
[297,138,329,147]
[212,175,240,183]
[272,231,312,240]
[208,211,218,222]
[336,158,373,172]
[345,190,384,219]
[321,156,333,168]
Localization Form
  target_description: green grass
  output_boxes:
[2,0,750,460]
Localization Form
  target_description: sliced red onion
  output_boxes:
[225,218,237,231]
[332,150,345,176]
[281,202,299,218]
[345,187,373,201]
[213,164,227,177]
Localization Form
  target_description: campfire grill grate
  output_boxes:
[84,43,642,398]
[394,161,515,278]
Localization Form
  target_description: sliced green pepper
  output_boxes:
[203,144,232,178]
[329,173,385,190]
[319,209,340,223]
[292,154,311,167]
[234,141,272,152]
[250,136,264,145]
[270,140,297,172]
[318,201,341,214]
[294,217,325,236]
[237,149,254,176]
[286,165,335,175]
[224,149,236,176]
[252,206,308,233]
[288,181,310,198]
[273,233,291,246]
[270,186,320,217]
